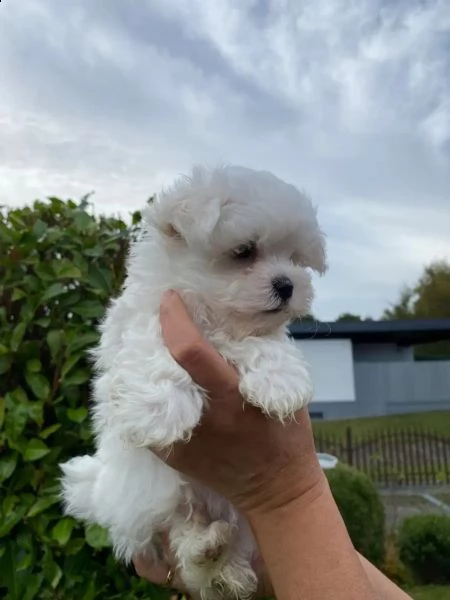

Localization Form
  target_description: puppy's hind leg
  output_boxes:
[170,513,257,600]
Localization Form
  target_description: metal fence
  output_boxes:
[315,427,450,487]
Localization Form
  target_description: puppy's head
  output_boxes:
[143,165,327,336]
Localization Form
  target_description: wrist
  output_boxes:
[242,454,327,524]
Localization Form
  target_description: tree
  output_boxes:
[383,260,450,358]
[413,261,450,319]
[336,313,374,322]
[337,313,363,322]
[382,287,415,320]
[383,260,450,320]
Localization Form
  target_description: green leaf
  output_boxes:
[87,263,112,294]
[0,220,14,243]
[27,494,60,517]
[49,563,63,589]
[22,573,44,600]
[72,299,105,319]
[0,504,28,536]
[0,396,4,428]
[56,261,82,279]
[32,218,48,239]
[35,262,55,282]
[23,439,51,462]
[26,358,41,373]
[46,329,65,361]
[16,548,33,571]
[61,352,83,379]
[0,453,18,483]
[67,331,99,353]
[85,523,110,549]
[40,423,61,439]
[67,407,88,423]
[84,245,104,257]
[8,211,26,228]
[11,287,27,301]
[41,282,66,301]
[35,316,51,328]
[64,368,91,386]
[73,210,94,231]
[52,518,75,546]
[65,537,85,555]
[11,321,27,351]
[25,371,50,400]
[4,393,28,439]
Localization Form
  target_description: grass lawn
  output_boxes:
[433,491,450,505]
[311,411,450,437]
[405,585,450,599]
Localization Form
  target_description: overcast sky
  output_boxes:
[1,0,450,320]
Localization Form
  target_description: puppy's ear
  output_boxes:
[303,230,328,274]
[146,194,223,247]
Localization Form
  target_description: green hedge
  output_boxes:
[325,464,386,567]
[398,514,450,585]
[0,198,167,599]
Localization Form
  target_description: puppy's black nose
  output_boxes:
[272,276,294,302]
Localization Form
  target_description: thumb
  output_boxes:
[159,290,239,397]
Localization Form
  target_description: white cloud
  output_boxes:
[0,0,449,320]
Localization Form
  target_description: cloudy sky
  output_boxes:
[1,0,450,320]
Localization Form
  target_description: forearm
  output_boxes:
[358,553,412,600]
[248,474,377,600]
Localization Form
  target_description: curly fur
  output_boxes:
[60,164,327,600]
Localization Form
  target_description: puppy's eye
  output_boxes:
[231,241,257,261]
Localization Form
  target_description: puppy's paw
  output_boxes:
[200,558,258,600]
[239,366,313,421]
[188,520,234,569]
[175,519,234,571]
[173,519,237,596]
[108,379,205,450]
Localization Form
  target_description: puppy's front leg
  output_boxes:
[235,337,314,421]
[93,346,205,450]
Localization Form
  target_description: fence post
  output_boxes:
[346,426,353,466]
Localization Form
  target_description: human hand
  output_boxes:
[153,289,324,517]
[134,292,393,600]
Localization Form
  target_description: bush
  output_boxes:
[325,464,386,567]
[398,514,450,584]
[0,198,167,599]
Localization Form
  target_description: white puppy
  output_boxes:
[60,164,327,600]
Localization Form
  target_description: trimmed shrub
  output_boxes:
[398,514,450,584]
[0,198,167,599]
[325,464,386,567]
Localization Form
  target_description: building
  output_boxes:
[289,318,450,420]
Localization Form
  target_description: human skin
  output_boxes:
[133,290,412,600]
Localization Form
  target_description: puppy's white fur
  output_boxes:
[60,165,327,600]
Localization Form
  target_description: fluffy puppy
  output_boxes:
[60,164,327,600]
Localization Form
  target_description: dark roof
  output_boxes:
[289,318,450,346]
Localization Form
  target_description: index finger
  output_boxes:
[159,290,239,396]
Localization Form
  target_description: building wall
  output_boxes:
[309,350,450,420]
[353,343,413,363]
